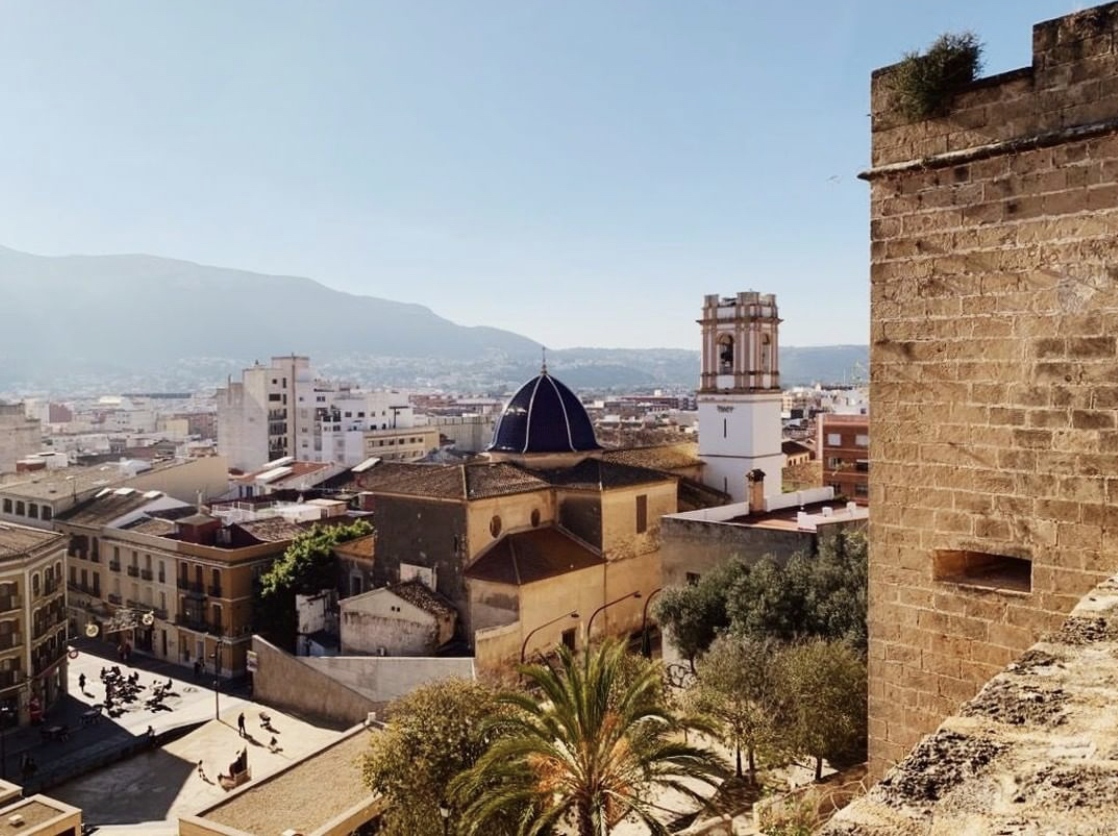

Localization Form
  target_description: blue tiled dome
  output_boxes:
[489,370,601,455]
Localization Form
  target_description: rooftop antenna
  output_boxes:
[541,347,548,374]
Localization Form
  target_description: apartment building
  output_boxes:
[57,491,304,677]
[216,355,423,470]
[0,522,69,725]
[817,413,869,504]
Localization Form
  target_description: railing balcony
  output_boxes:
[174,615,209,632]
[140,569,154,581]
[207,585,223,598]
[152,607,168,620]
[176,578,189,590]
[109,561,121,572]
[126,566,140,578]
[157,573,166,584]
[107,593,122,605]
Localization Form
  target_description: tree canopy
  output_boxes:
[363,678,511,836]
[255,518,372,649]
[452,640,726,836]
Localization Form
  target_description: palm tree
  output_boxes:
[452,640,727,836]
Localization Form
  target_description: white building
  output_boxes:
[216,356,425,471]
[339,581,457,657]
[696,292,784,503]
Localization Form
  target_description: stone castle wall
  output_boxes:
[866,2,1118,774]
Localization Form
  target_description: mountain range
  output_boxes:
[0,246,866,393]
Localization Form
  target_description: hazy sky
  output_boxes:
[0,1,1077,350]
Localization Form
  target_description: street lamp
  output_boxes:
[439,803,450,836]
[641,587,663,659]
[520,611,579,664]
[212,639,226,721]
[587,591,642,641]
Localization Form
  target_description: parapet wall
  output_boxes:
[864,1,1118,775]
[823,573,1118,833]
[870,3,1118,167]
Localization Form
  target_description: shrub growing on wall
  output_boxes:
[891,32,983,121]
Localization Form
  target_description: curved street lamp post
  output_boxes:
[520,611,580,665]
[586,591,642,643]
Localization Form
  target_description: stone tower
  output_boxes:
[864,2,1118,777]
[697,292,783,503]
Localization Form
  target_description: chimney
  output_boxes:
[746,469,766,514]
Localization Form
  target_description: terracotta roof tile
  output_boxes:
[0,522,61,558]
[536,459,675,491]
[466,526,604,585]
[389,580,456,618]
[601,442,702,472]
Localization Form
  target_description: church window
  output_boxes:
[761,333,772,374]
[635,495,648,534]
[489,515,502,537]
[717,335,734,373]
[530,509,541,528]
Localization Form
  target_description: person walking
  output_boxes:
[77,673,86,693]
[237,712,246,738]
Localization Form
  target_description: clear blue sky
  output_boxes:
[0,1,1077,350]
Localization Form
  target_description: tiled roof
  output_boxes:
[390,580,457,618]
[353,461,550,501]
[234,517,305,543]
[536,459,675,491]
[782,439,814,456]
[353,462,465,499]
[489,371,601,455]
[601,442,702,472]
[466,526,604,586]
[0,522,61,558]
[464,462,551,499]
[56,490,161,528]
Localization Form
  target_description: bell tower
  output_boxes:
[697,292,784,504]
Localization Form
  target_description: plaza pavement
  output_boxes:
[6,640,346,835]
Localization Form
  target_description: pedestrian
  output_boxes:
[78,673,86,693]
[197,759,206,780]
[193,659,202,679]
[237,712,246,738]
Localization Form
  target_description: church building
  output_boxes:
[350,364,681,666]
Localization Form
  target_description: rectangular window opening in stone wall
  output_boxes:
[932,550,1031,594]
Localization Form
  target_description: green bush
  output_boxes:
[891,32,983,121]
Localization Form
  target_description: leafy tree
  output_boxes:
[655,561,742,670]
[363,678,512,836]
[255,519,372,650]
[727,528,868,652]
[689,635,781,784]
[452,640,727,836]
[776,639,867,781]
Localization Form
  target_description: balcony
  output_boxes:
[152,607,168,620]
[126,566,140,578]
[174,615,210,633]
[109,561,121,573]
[140,569,154,581]
[0,597,20,614]
[207,585,223,598]
[158,573,166,584]
[107,593,122,605]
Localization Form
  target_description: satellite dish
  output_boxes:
[85,623,99,638]
[141,612,155,627]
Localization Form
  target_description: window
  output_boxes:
[827,457,845,470]
[933,550,1031,594]
[855,434,869,447]
[561,628,577,651]
[1,500,9,514]
[14,502,23,517]
[723,418,727,438]
[27,504,37,520]
[686,572,701,586]
[761,332,772,373]
[40,507,51,521]
[31,574,39,596]
[489,516,502,537]
[636,494,648,534]
[530,509,541,528]
[826,433,842,446]
[854,483,869,497]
